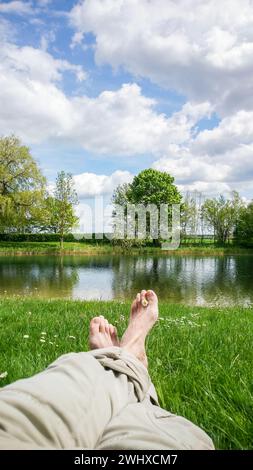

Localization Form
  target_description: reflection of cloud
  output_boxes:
[72,268,114,300]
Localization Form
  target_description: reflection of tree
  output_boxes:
[111,255,194,303]
[202,256,253,306]
[0,255,79,298]
[0,254,253,306]
[111,255,253,306]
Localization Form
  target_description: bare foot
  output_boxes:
[89,316,119,350]
[120,290,159,368]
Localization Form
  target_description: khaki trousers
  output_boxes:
[0,347,214,450]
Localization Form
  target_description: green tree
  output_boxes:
[112,169,182,245]
[180,195,198,242]
[202,191,243,244]
[127,169,181,206]
[235,201,253,246]
[0,135,46,232]
[53,172,79,248]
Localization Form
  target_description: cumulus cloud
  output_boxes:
[73,170,133,198]
[153,110,253,194]
[69,0,253,115]
[0,38,211,152]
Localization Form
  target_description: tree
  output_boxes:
[201,191,243,244]
[180,193,198,242]
[0,135,46,232]
[112,169,182,245]
[112,183,130,207]
[235,201,253,246]
[53,172,79,248]
[127,169,181,206]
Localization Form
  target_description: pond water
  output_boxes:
[0,254,253,306]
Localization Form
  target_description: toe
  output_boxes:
[109,324,114,336]
[140,289,147,304]
[90,317,100,335]
[104,319,110,334]
[99,317,106,333]
[146,290,158,303]
[131,298,138,314]
[110,324,119,346]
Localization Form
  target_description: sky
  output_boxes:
[1,0,253,212]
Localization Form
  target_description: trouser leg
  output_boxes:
[97,388,215,450]
[0,347,150,449]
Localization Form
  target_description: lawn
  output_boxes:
[0,298,252,449]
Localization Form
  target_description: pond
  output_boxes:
[0,254,253,306]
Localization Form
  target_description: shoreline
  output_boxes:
[0,245,253,256]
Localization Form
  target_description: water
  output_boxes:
[0,254,252,306]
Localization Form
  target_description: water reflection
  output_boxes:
[0,254,252,306]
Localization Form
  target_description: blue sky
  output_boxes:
[0,0,253,202]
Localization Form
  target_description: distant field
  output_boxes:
[0,240,252,255]
[0,298,252,449]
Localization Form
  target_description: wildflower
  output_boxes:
[41,332,46,335]
[40,339,46,343]
[0,371,8,379]
[54,335,58,338]
[49,341,54,345]
[23,335,29,339]
[68,335,76,339]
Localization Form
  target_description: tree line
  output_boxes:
[0,136,78,248]
[1,135,253,247]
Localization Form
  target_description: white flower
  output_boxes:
[23,335,29,339]
[0,371,8,379]
[40,339,46,343]
[41,332,46,335]
[54,335,58,338]
[49,341,54,345]
[68,335,76,339]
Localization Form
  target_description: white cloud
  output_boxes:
[69,0,253,115]
[1,22,253,197]
[0,41,86,84]
[0,1,33,15]
[48,170,133,200]
[153,110,253,194]
[69,87,211,155]
[73,170,133,198]
[0,38,210,151]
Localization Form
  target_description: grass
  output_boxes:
[0,298,252,449]
[0,241,252,256]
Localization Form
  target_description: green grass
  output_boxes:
[0,241,252,256]
[0,298,252,449]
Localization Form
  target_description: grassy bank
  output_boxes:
[0,241,252,256]
[0,298,252,449]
